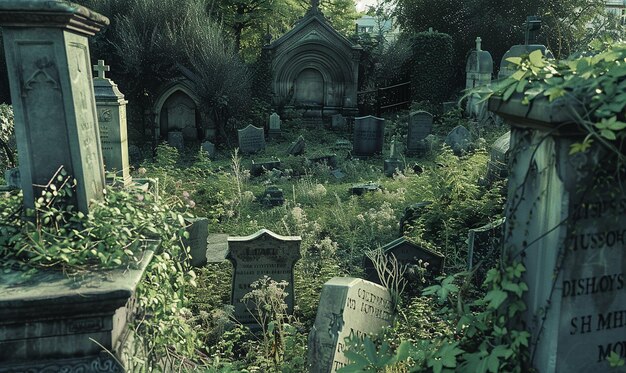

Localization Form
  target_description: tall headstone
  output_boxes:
[465,37,493,118]
[308,277,394,373]
[353,115,384,156]
[445,125,472,155]
[268,112,281,138]
[226,229,301,328]
[93,59,131,186]
[0,0,109,213]
[238,124,266,154]
[406,111,433,156]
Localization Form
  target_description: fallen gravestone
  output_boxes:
[308,154,338,169]
[308,277,394,373]
[167,131,184,151]
[406,111,433,156]
[331,169,346,180]
[467,218,505,286]
[259,185,285,206]
[227,229,301,328]
[287,136,306,156]
[250,159,281,177]
[353,116,384,156]
[445,125,472,155]
[201,141,216,159]
[350,182,382,196]
[206,234,229,263]
[238,124,266,154]
[364,237,445,285]
[183,217,209,267]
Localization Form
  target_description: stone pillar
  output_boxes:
[490,95,626,372]
[93,60,132,186]
[0,1,109,213]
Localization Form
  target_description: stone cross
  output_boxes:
[476,36,482,51]
[93,59,110,80]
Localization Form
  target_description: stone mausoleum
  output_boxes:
[265,0,361,119]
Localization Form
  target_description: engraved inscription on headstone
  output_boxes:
[353,115,384,156]
[227,229,301,327]
[308,277,394,373]
[238,124,266,154]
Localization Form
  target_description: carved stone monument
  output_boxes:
[238,124,266,154]
[93,59,131,186]
[0,0,108,213]
[353,115,384,156]
[406,111,433,156]
[227,229,301,328]
[268,112,281,138]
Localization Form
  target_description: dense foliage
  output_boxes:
[408,30,456,104]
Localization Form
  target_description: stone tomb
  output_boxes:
[445,125,472,155]
[238,124,266,154]
[364,237,445,284]
[406,111,433,156]
[353,115,384,156]
[467,218,505,286]
[0,0,108,213]
[226,229,301,327]
[308,277,394,373]
[93,60,131,186]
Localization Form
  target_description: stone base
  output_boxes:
[0,248,155,371]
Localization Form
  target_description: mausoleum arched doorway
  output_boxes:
[154,83,201,141]
[294,68,324,107]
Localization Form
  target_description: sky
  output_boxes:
[355,0,377,12]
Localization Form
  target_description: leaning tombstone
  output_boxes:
[238,124,266,154]
[364,237,445,285]
[0,1,107,213]
[308,277,394,373]
[227,229,301,328]
[287,135,306,156]
[406,111,433,156]
[183,217,209,267]
[167,131,184,151]
[445,125,472,155]
[201,141,216,159]
[268,112,281,138]
[353,115,384,156]
[467,218,505,286]
[93,59,131,186]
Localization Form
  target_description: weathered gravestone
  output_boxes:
[406,111,433,156]
[445,125,472,155]
[490,94,626,372]
[167,131,184,151]
[250,159,281,177]
[308,154,338,169]
[201,141,215,159]
[465,37,493,118]
[0,1,108,213]
[308,277,394,373]
[467,218,505,286]
[485,131,510,184]
[333,139,352,151]
[287,135,306,156]
[238,124,266,154]
[331,114,346,130]
[128,144,142,166]
[93,59,131,186]
[268,112,281,138]
[384,136,402,177]
[498,17,553,79]
[227,229,301,327]
[183,217,209,267]
[442,101,457,114]
[353,115,384,156]
[350,182,382,196]
[206,233,229,263]
[364,237,445,284]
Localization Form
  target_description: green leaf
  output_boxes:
[601,129,617,140]
[505,57,522,65]
[510,70,525,81]
[364,337,377,362]
[484,289,508,309]
[528,49,545,67]
[503,84,517,101]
